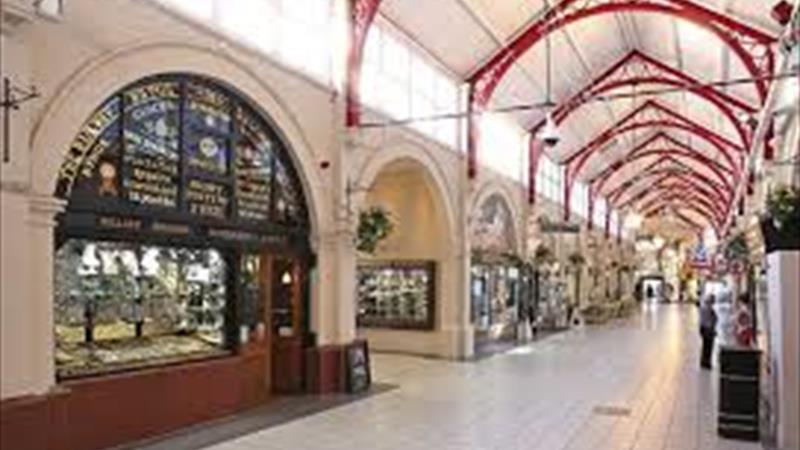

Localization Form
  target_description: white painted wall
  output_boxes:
[0,0,641,398]
[766,251,800,450]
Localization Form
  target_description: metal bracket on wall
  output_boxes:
[1,76,40,163]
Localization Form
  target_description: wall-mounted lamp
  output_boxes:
[281,270,293,285]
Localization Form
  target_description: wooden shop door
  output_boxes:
[269,255,305,393]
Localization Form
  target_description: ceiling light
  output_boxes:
[539,112,560,147]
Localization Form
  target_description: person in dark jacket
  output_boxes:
[699,295,718,369]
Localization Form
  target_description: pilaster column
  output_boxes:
[27,194,65,394]
[439,236,473,359]
[312,228,357,346]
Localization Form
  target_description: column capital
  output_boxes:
[27,193,66,229]
[310,227,357,253]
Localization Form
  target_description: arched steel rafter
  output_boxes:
[607,166,729,209]
[636,187,726,222]
[527,49,756,203]
[613,175,728,223]
[467,0,777,178]
[642,197,721,228]
[345,0,383,127]
[618,176,727,215]
[589,132,736,195]
[642,201,722,235]
[584,135,732,226]
[643,205,710,235]
[564,99,744,171]
[611,170,729,213]
[562,101,744,220]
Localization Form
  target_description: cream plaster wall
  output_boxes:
[0,0,645,398]
[1,0,348,399]
[353,148,471,359]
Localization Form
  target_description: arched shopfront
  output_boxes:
[354,153,463,358]
[48,73,314,447]
[469,192,523,350]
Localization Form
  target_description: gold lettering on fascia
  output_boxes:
[80,139,113,179]
[123,82,179,108]
[98,216,141,230]
[58,99,120,195]
[208,228,258,241]
[151,222,190,235]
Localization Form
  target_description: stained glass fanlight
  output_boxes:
[56,73,307,228]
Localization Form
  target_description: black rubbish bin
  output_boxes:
[718,346,761,441]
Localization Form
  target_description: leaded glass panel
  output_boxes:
[123,81,181,208]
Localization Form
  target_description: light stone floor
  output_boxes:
[205,304,762,450]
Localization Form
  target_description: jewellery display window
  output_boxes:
[54,239,230,378]
[53,74,312,380]
[357,261,436,330]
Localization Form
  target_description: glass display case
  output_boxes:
[471,264,520,340]
[54,239,230,379]
[537,276,568,330]
[357,261,435,330]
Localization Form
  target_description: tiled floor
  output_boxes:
[204,304,761,450]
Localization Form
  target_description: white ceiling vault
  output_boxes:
[378,0,795,238]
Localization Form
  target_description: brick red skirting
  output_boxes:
[1,343,354,450]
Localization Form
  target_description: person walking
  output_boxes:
[699,294,718,369]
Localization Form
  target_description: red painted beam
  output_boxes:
[638,188,725,222]
[607,165,730,209]
[469,0,775,180]
[642,200,722,233]
[642,199,721,229]
[617,176,728,220]
[635,181,726,215]
[594,148,733,194]
[530,50,755,146]
[561,100,743,219]
[346,0,382,127]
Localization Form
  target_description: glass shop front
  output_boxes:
[471,262,522,342]
[48,73,313,448]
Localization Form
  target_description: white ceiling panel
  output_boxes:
[380,0,497,76]
[377,0,791,222]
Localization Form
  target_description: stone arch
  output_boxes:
[352,139,469,358]
[353,139,457,244]
[29,40,329,238]
[469,179,524,256]
[26,40,342,349]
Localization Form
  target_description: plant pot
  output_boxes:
[760,218,800,253]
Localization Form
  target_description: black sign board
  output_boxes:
[345,340,371,394]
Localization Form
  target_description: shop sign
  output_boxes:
[540,220,580,233]
[345,340,371,394]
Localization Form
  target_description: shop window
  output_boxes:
[357,261,436,330]
[54,74,310,380]
[54,240,229,378]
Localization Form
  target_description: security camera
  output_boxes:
[539,113,560,147]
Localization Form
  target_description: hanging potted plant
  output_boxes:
[761,186,800,252]
[356,206,394,254]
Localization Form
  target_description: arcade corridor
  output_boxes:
[2,1,798,449]
[142,305,758,450]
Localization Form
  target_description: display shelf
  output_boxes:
[357,261,435,330]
